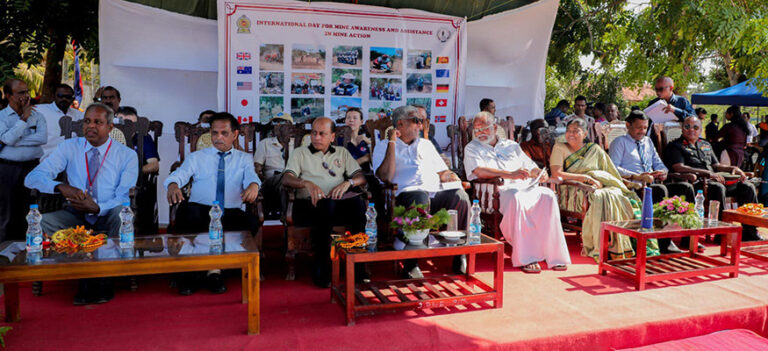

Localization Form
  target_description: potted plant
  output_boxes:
[391,204,450,243]
[653,196,702,229]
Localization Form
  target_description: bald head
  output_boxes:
[310,117,336,152]
[655,76,675,101]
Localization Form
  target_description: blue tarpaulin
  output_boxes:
[691,80,768,106]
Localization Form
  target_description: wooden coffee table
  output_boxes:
[0,232,260,335]
[721,209,768,260]
[599,220,742,290]
[331,233,504,326]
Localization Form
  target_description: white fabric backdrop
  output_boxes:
[99,0,558,224]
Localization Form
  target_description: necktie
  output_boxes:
[216,152,227,207]
[85,148,100,224]
[636,141,649,173]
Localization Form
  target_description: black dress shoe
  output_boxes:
[178,277,198,296]
[452,255,467,274]
[207,273,227,294]
[92,279,114,304]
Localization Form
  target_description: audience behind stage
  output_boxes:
[3,77,768,304]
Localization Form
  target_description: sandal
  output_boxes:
[521,263,541,274]
[551,264,568,271]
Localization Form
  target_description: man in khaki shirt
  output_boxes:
[282,117,367,287]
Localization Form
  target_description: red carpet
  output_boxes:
[3,231,768,350]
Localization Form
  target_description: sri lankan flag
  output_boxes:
[436,84,449,93]
[436,56,449,64]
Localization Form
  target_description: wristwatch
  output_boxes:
[348,179,355,187]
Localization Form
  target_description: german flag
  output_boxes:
[436,84,449,93]
[436,56,449,64]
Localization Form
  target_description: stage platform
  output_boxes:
[3,232,768,350]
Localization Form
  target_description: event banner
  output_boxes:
[217,0,466,136]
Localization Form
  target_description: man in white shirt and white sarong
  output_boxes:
[463,112,570,273]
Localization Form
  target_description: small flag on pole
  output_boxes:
[72,40,83,105]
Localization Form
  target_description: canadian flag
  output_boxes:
[237,116,254,123]
[435,99,447,107]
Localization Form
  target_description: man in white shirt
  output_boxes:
[373,105,470,278]
[561,95,595,141]
[25,103,138,305]
[165,112,261,295]
[253,113,291,218]
[464,112,570,272]
[35,84,83,159]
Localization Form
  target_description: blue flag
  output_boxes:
[435,69,449,78]
[73,42,83,105]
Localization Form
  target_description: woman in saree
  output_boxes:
[550,118,658,261]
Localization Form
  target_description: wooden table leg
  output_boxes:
[599,224,609,275]
[331,255,340,304]
[730,229,742,278]
[720,233,729,257]
[689,234,698,257]
[241,267,248,304]
[635,237,647,291]
[4,283,20,323]
[345,257,355,326]
[467,253,476,275]
[247,256,260,335]
[493,247,503,308]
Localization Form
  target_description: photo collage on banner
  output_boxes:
[223,1,465,135]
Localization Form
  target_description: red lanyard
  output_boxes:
[85,140,113,188]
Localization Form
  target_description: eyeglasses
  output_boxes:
[654,86,669,92]
[407,117,423,124]
[322,162,337,177]
[472,125,493,134]
[683,124,701,130]
[56,93,75,99]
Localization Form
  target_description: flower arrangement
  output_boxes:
[390,204,450,232]
[653,196,702,229]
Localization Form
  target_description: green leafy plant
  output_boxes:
[0,326,12,348]
[653,196,702,229]
[390,204,450,232]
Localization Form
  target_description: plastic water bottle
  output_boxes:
[468,200,482,245]
[694,190,705,222]
[365,203,377,245]
[209,201,223,246]
[119,202,135,248]
[25,204,43,253]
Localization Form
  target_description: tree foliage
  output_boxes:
[545,0,768,110]
[0,0,98,101]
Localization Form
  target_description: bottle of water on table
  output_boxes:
[694,190,705,224]
[468,200,482,245]
[26,204,43,253]
[209,201,223,246]
[365,203,377,246]
[119,202,135,249]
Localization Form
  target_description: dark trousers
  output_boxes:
[41,206,123,238]
[0,160,37,242]
[640,182,696,250]
[260,173,284,219]
[175,202,261,234]
[293,195,366,283]
[705,180,759,241]
[396,189,471,271]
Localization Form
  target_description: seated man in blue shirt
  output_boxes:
[165,112,261,295]
[25,103,138,305]
[609,110,694,253]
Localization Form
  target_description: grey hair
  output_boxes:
[566,117,588,132]
[84,103,115,124]
[392,105,419,127]
[473,111,496,126]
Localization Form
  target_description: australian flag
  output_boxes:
[237,66,252,74]
[72,40,83,105]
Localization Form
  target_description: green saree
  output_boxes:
[558,143,659,260]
